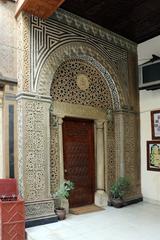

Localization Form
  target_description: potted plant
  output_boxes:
[110,176,130,208]
[54,180,74,220]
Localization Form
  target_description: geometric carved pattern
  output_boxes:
[17,13,30,93]
[17,97,51,201]
[106,118,116,190]
[51,59,113,111]
[31,9,131,98]
[50,114,60,193]
[65,142,88,177]
[25,200,55,219]
[24,100,49,200]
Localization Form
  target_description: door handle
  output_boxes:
[64,169,68,173]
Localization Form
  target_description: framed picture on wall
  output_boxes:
[147,141,160,171]
[151,110,160,139]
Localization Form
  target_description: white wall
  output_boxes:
[138,35,160,204]
[138,35,160,65]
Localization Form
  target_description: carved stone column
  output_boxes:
[114,111,125,178]
[57,117,64,184]
[95,120,107,207]
[17,93,57,226]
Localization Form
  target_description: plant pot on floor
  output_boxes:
[53,180,74,220]
[55,208,66,220]
[110,176,130,208]
[111,198,124,208]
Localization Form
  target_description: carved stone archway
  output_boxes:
[17,40,133,224]
[17,12,141,226]
[49,57,122,206]
[36,41,125,109]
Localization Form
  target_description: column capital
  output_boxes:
[57,116,63,125]
[95,120,105,129]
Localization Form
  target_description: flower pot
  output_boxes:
[55,208,66,220]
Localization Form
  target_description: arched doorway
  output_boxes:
[50,58,118,207]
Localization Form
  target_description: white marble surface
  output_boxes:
[26,202,160,240]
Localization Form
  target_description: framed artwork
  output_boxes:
[151,110,160,139]
[147,141,160,171]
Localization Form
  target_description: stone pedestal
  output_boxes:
[95,190,108,207]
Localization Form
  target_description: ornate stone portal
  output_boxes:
[16,10,141,224]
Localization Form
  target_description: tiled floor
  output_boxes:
[26,202,160,240]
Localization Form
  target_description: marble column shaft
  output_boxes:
[96,120,105,190]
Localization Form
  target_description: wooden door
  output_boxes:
[63,117,95,208]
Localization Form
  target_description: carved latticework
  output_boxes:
[51,59,113,110]
[50,114,59,193]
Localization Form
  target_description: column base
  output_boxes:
[95,190,108,207]
[25,215,58,228]
[25,198,58,227]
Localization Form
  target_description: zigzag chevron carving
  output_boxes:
[31,9,132,92]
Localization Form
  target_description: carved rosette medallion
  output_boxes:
[76,74,90,91]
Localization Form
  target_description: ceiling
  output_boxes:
[61,0,160,43]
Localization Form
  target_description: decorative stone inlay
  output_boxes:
[76,73,90,91]
[54,9,137,52]
[50,121,59,193]
[36,41,125,109]
[17,96,51,201]
[51,59,113,111]
[30,13,129,109]
[17,13,30,92]
[25,199,55,219]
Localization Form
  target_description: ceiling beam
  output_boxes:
[15,0,64,19]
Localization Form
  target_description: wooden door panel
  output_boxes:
[63,118,95,207]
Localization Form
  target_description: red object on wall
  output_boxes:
[0,179,25,240]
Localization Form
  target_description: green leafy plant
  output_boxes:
[55,180,74,200]
[110,176,130,199]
